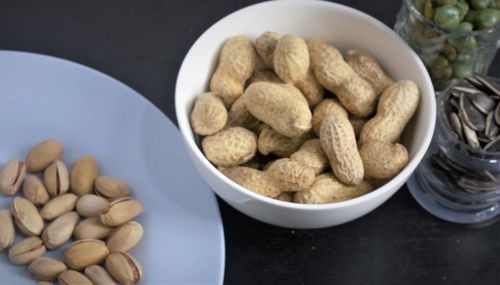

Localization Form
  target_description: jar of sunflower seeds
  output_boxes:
[395,0,500,91]
[407,75,500,224]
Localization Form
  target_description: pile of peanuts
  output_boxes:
[190,32,420,204]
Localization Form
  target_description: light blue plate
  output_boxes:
[0,51,224,285]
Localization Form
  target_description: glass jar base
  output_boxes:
[407,171,500,224]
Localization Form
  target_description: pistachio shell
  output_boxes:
[64,239,110,270]
[0,210,15,251]
[100,197,144,227]
[0,158,26,195]
[28,257,67,281]
[42,211,80,249]
[26,139,64,172]
[95,176,130,199]
[58,270,93,285]
[85,265,118,285]
[8,237,46,264]
[23,175,50,206]
[40,193,78,221]
[76,194,109,218]
[106,221,144,253]
[43,160,69,196]
[105,252,143,285]
[11,197,44,236]
[73,217,113,240]
[70,155,99,196]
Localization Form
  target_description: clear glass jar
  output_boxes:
[395,0,500,91]
[407,81,500,224]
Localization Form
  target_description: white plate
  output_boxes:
[0,51,225,285]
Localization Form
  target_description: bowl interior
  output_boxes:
[175,0,436,208]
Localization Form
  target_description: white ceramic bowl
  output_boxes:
[175,0,436,229]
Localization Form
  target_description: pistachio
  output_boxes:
[11,197,44,236]
[95,176,130,199]
[64,239,110,270]
[28,257,67,281]
[26,139,64,172]
[0,210,15,251]
[42,211,80,250]
[40,193,78,221]
[43,160,69,196]
[85,265,118,285]
[70,155,99,196]
[58,270,93,285]
[100,197,144,227]
[0,158,26,195]
[23,175,50,206]
[73,217,113,240]
[76,194,109,218]
[106,221,144,253]
[8,237,46,264]
[105,252,143,285]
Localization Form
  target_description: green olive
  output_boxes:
[413,0,426,13]
[453,21,474,32]
[433,0,457,6]
[457,36,477,52]
[434,78,455,90]
[424,0,435,20]
[442,42,458,60]
[455,1,470,19]
[474,8,499,28]
[431,65,453,79]
[433,4,462,29]
[454,52,473,63]
[452,62,474,78]
[471,0,491,10]
[465,9,479,22]
[426,54,450,68]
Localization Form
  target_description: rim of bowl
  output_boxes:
[175,0,436,211]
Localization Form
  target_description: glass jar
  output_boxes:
[407,80,500,224]
[395,0,500,91]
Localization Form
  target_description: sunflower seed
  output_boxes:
[495,103,500,125]
[462,122,480,149]
[459,94,486,131]
[449,97,460,110]
[430,154,452,172]
[450,91,462,98]
[477,131,491,143]
[484,171,497,183]
[485,112,499,140]
[484,135,500,152]
[472,92,496,114]
[476,75,500,97]
[453,86,478,94]
[449,112,464,140]
[466,75,487,91]
[457,177,499,192]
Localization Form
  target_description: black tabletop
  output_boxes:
[1,1,500,284]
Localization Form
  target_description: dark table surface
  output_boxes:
[1,1,500,284]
